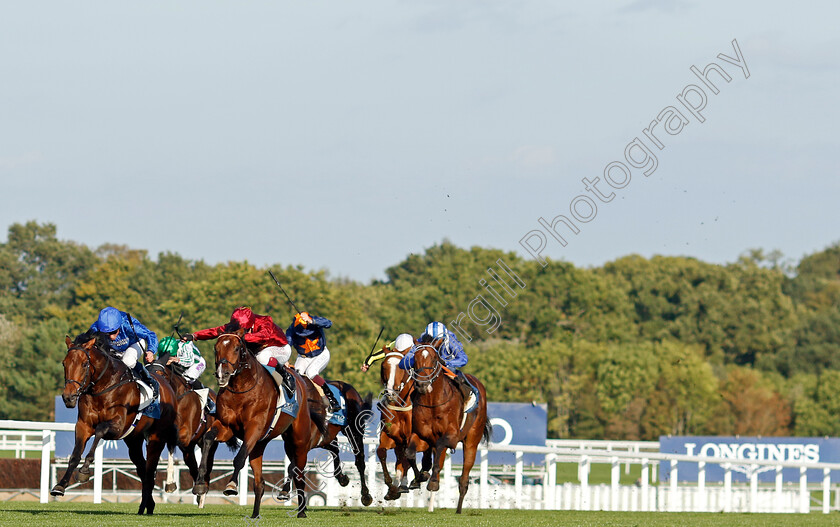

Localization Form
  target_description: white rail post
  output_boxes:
[724,464,732,513]
[443,454,452,504]
[480,447,489,509]
[669,459,678,512]
[543,452,556,510]
[367,443,377,500]
[580,455,590,511]
[640,458,649,512]
[610,456,619,511]
[40,429,51,504]
[749,463,758,513]
[239,463,248,506]
[775,465,783,513]
[93,441,104,504]
[514,450,523,509]
[799,466,808,514]
[697,461,706,512]
[823,468,830,514]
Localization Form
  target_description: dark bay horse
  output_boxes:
[148,360,217,507]
[277,377,375,507]
[52,334,178,515]
[406,344,491,513]
[192,331,324,518]
[375,345,430,500]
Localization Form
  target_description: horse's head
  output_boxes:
[215,330,249,388]
[61,335,100,408]
[411,344,441,395]
[380,346,411,404]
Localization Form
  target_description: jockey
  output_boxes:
[360,333,414,373]
[89,307,159,399]
[152,336,207,389]
[181,307,295,393]
[286,311,340,411]
[399,321,472,401]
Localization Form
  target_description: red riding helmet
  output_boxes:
[230,307,256,330]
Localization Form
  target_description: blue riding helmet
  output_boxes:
[96,307,122,333]
[422,321,450,350]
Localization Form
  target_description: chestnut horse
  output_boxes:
[147,361,217,506]
[52,333,177,515]
[192,331,325,518]
[375,344,431,500]
[406,343,491,513]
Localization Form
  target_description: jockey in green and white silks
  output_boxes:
[155,336,206,385]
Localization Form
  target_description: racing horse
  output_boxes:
[406,343,492,513]
[52,333,178,515]
[372,343,431,500]
[191,330,325,518]
[147,359,217,507]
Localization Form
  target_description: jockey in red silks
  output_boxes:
[286,312,340,411]
[182,307,295,391]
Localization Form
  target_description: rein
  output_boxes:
[380,351,414,412]
[65,345,133,398]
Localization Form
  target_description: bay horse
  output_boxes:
[52,333,178,515]
[276,377,375,507]
[406,343,491,513]
[191,330,325,518]
[147,360,217,507]
[374,344,431,500]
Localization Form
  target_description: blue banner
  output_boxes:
[659,436,840,483]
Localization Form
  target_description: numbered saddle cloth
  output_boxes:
[324,383,346,427]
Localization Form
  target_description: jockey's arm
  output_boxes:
[398,349,415,370]
[310,315,332,329]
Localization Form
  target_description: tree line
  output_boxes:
[1,221,838,440]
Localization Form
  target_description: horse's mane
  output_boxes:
[72,329,113,353]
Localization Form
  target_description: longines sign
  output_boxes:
[659,436,840,483]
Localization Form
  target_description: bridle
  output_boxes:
[380,351,415,412]
[410,344,442,388]
[64,344,131,398]
[215,333,256,394]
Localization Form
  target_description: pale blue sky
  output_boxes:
[1,1,837,281]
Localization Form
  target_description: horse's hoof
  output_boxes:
[223,482,238,496]
[50,485,65,497]
[164,482,177,493]
[297,511,307,518]
[77,469,91,483]
[361,493,373,507]
[337,473,350,487]
[146,502,155,515]
[193,482,208,495]
[399,484,409,494]
[276,492,290,501]
[409,479,420,490]
[419,470,430,482]
[384,488,401,501]
[427,479,440,492]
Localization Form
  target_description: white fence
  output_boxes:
[2,419,839,513]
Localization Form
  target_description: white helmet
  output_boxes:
[394,333,414,352]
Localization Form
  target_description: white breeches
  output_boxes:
[255,344,292,366]
[120,340,146,369]
[183,357,206,382]
[294,347,330,378]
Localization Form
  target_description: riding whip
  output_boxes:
[267,269,302,314]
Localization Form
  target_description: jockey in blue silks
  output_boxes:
[89,306,159,399]
[399,321,472,401]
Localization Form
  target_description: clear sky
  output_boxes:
[1,1,837,281]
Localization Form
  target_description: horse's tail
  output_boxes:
[358,392,374,433]
[482,419,493,445]
[310,406,328,437]
[225,437,240,452]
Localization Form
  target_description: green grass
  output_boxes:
[0,502,838,527]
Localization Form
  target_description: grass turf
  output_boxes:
[0,502,838,527]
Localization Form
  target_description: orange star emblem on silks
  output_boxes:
[303,338,320,354]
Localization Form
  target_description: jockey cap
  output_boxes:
[394,333,414,352]
[96,307,122,333]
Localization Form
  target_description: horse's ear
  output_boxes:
[83,337,98,349]
[65,335,72,349]
[235,328,246,338]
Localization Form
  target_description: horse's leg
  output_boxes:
[164,445,178,493]
[248,442,268,519]
[386,444,408,500]
[76,422,110,483]
[456,439,479,514]
[192,422,229,495]
[409,437,431,489]
[125,435,148,514]
[427,435,452,492]
[323,440,348,486]
[291,445,309,518]
[51,421,93,496]
[225,429,260,496]
[198,438,219,508]
[140,436,167,515]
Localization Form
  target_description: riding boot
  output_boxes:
[323,385,341,412]
[276,366,296,400]
[191,379,205,391]
[133,363,159,400]
[453,371,473,402]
